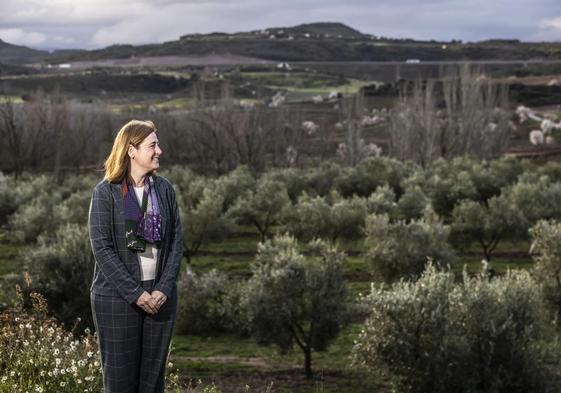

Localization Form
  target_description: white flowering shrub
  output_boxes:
[530,130,545,145]
[353,264,560,393]
[365,212,455,282]
[301,120,319,135]
[0,289,102,393]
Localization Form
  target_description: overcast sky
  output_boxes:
[1,0,560,51]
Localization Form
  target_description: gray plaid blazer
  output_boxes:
[88,175,183,304]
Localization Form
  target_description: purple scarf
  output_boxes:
[122,175,162,252]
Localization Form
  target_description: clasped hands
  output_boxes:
[135,290,167,314]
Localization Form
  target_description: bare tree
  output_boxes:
[337,93,381,166]
[0,97,25,179]
[389,65,510,166]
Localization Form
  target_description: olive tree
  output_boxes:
[282,191,367,243]
[530,220,561,319]
[365,211,455,282]
[451,194,528,260]
[334,156,409,198]
[353,264,559,393]
[403,160,479,217]
[227,178,290,241]
[243,234,350,379]
[509,177,561,225]
[366,184,397,216]
[179,186,234,266]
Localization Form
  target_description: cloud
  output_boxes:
[534,16,561,40]
[0,28,46,46]
[0,0,560,49]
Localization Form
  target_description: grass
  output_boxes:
[0,95,24,104]
[191,255,251,275]
[0,228,540,392]
[155,96,197,110]
[169,323,387,392]
[0,242,23,277]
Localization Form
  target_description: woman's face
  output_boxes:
[130,132,162,174]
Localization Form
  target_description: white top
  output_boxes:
[133,186,159,281]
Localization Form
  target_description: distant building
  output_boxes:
[405,59,421,64]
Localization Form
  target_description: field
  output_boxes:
[2,54,561,392]
[0,214,536,392]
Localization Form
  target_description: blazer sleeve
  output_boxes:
[154,184,183,297]
[88,184,144,304]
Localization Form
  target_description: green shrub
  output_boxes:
[282,191,367,243]
[404,161,479,217]
[53,189,92,227]
[335,157,409,198]
[366,184,397,216]
[0,175,54,232]
[451,193,528,259]
[175,269,243,335]
[25,224,94,331]
[243,234,350,378]
[509,177,561,224]
[365,211,455,282]
[9,191,63,243]
[395,185,430,220]
[530,220,561,319]
[353,264,560,393]
[227,178,290,241]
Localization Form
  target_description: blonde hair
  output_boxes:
[104,119,157,183]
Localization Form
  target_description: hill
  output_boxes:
[3,22,561,65]
[0,39,48,64]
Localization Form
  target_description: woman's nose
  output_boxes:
[156,145,163,155]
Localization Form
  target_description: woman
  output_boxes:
[89,119,183,393]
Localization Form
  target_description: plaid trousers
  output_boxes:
[91,279,177,393]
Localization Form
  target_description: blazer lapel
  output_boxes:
[154,177,168,242]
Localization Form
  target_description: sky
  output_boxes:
[0,0,560,51]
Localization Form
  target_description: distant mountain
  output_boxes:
[4,22,561,66]
[0,39,48,64]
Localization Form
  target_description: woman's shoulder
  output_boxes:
[93,178,112,195]
[153,174,175,192]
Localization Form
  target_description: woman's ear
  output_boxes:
[128,144,136,159]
